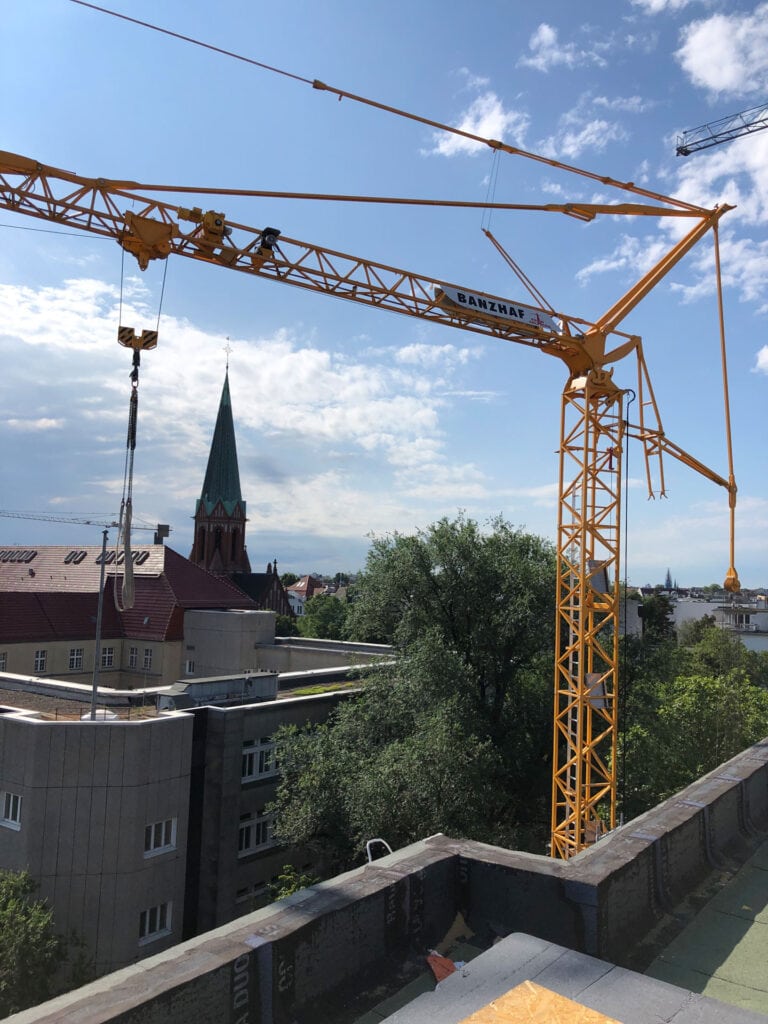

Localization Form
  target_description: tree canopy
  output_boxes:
[618,619,768,819]
[0,871,64,1017]
[273,515,557,872]
[344,514,556,727]
[298,594,349,640]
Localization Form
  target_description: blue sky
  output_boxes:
[1,0,767,586]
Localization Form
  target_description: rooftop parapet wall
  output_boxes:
[9,738,768,1024]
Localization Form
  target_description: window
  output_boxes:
[101,647,114,669]
[242,738,278,782]
[138,901,172,944]
[144,817,177,857]
[0,652,6,671]
[0,791,22,830]
[34,649,47,673]
[143,648,153,672]
[238,810,275,857]
[185,659,195,675]
[69,648,84,671]
[129,646,138,669]
[235,881,269,910]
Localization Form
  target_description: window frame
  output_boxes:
[143,648,153,672]
[128,646,138,669]
[69,647,84,671]
[34,649,47,673]
[241,737,278,783]
[237,809,276,857]
[143,817,177,858]
[101,646,114,669]
[0,790,22,831]
[138,901,172,945]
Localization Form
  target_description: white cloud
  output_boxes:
[546,119,629,160]
[518,23,608,72]
[457,67,490,91]
[676,5,768,96]
[753,346,768,374]
[631,0,695,12]
[395,343,472,368]
[0,277,500,547]
[576,234,669,285]
[426,93,529,157]
[4,418,64,431]
[593,95,654,113]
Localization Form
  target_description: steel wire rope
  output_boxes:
[68,0,702,213]
[618,388,636,825]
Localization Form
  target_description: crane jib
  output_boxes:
[435,285,560,333]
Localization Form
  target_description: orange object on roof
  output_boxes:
[426,954,457,984]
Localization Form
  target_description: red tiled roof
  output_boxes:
[0,591,123,643]
[0,545,165,593]
[286,575,325,598]
[0,546,255,644]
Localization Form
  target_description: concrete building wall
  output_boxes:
[10,738,768,1024]
[258,638,391,674]
[183,609,277,677]
[0,711,193,976]
[186,691,358,936]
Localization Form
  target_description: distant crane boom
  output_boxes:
[0,510,164,532]
[676,101,768,156]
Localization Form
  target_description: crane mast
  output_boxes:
[0,150,739,859]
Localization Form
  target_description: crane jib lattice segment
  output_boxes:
[551,374,622,859]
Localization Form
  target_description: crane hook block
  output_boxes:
[724,566,741,593]
[118,326,158,352]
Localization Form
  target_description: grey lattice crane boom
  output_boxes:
[677,101,768,156]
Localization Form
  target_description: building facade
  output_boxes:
[0,544,257,688]
[0,684,356,978]
[0,708,193,975]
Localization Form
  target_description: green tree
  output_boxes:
[639,593,675,640]
[269,864,319,902]
[0,870,64,1016]
[677,614,717,647]
[344,514,555,727]
[275,612,299,637]
[620,671,768,816]
[298,594,349,639]
[280,572,299,587]
[273,516,557,871]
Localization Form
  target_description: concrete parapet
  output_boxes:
[8,739,768,1024]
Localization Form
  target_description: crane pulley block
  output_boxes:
[120,211,174,269]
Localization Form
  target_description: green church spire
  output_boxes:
[198,371,244,515]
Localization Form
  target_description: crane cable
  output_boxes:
[113,257,167,612]
[713,222,740,593]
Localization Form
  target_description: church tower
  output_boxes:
[190,370,252,575]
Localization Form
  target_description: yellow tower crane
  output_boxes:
[0,145,739,859]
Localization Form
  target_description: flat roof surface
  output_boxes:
[376,932,767,1024]
[646,837,768,1016]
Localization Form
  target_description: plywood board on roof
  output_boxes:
[457,980,621,1024]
